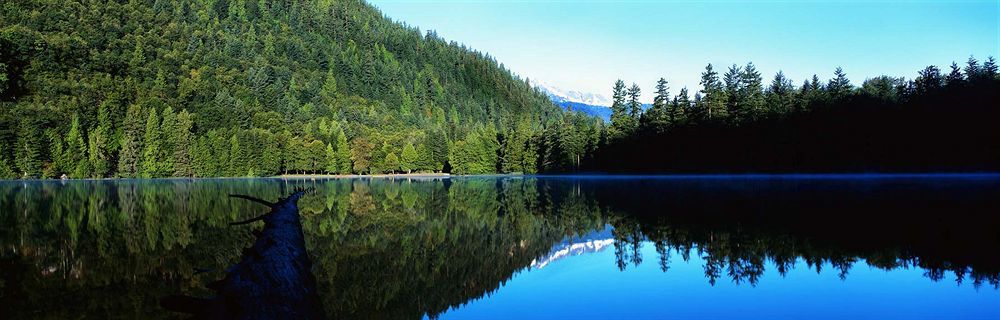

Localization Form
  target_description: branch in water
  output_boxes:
[229,194,275,207]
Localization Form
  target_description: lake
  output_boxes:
[2,175,999,319]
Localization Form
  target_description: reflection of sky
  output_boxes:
[437,242,1000,319]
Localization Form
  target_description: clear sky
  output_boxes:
[369,0,999,103]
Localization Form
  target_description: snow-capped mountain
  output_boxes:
[535,81,613,121]
[535,81,612,107]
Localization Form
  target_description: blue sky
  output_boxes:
[370,0,999,103]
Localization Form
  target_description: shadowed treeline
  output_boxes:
[1,176,998,318]
[591,58,1000,173]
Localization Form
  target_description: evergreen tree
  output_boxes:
[173,109,195,177]
[946,62,965,88]
[766,71,796,115]
[159,107,178,175]
[427,129,449,172]
[140,108,164,178]
[627,83,642,120]
[401,142,417,173]
[65,114,90,178]
[982,56,998,80]
[335,128,352,174]
[117,105,145,178]
[89,102,113,178]
[416,143,433,172]
[46,129,67,178]
[965,56,981,80]
[609,80,629,139]
[646,77,671,130]
[827,67,853,100]
[15,118,42,178]
[723,64,742,121]
[698,64,727,122]
[915,65,944,94]
[738,62,764,122]
[670,88,690,124]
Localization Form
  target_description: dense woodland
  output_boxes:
[0,0,601,179]
[596,57,1000,172]
[1,1,997,179]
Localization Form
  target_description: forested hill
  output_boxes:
[0,0,602,179]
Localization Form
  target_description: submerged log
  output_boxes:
[161,190,323,319]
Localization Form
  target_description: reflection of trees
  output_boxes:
[608,215,1000,289]
[2,177,999,318]
[0,178,608,319]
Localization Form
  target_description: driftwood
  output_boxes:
[161,189,323,319]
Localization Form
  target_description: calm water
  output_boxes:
[2,175,999,319]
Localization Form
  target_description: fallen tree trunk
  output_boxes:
[162,189,323,319]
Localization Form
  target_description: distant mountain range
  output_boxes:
[536,82,612,121]
[536,82,651,122]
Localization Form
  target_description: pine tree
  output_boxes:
[670,88,689,124]
[15,118,42,178]
[89,102,113,178]
[766,71,795,115]
[915,65,943,94]
[738,62,764,122]
[417,142,433,172]
[325,143,339,173]
[627,83,642,120]
[964,56,981,80]
[65,114,90,178]
[173,109,195,177]
[647,77,671,130]
[827,67,853,100]
[427,129,449,172]
[698,64,727,122]
[946,62,965,87]
[983,56,998,80]
[159,107,177,175]
[335,128,351,173]
[117,105,145,178]
[609,80,629,139]
[401,142,417,173]
[723,64,742,121]
[140,108,163,178]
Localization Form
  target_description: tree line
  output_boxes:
[595,56,1000,172]
[0,0,602,179]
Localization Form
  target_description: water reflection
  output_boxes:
[1,176,998,318]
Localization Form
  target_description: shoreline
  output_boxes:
[275,173,453,179]
[4,172,1000,182]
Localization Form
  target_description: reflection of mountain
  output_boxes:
[532,226,614,269]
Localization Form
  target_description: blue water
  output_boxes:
[441,242,999,319]
[3,175,1000,318]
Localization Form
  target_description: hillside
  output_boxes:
[0,0,602,178]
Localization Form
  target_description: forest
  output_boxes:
[2,0,997,179]
[0,0,602,179]
[595,58,1000,172]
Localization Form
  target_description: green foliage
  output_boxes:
[0,0,600,178]
[400,142,417,173]
[118,105,145,178]
[450,127,499,175]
